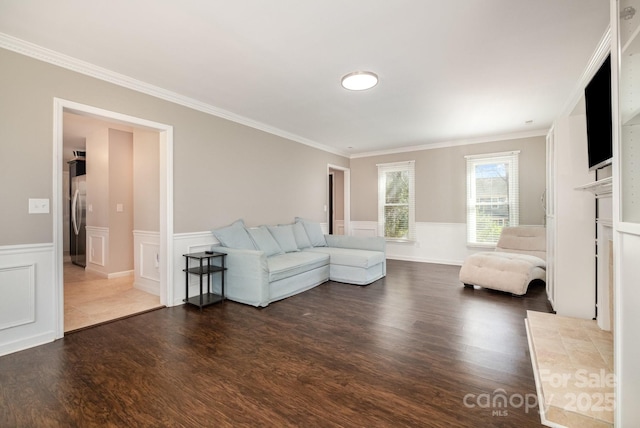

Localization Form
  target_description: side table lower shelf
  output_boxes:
[183,251,227,310]
[184,292,224,307]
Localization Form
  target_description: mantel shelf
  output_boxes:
[575,176,613,197]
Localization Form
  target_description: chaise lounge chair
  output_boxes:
[459,226,546,296]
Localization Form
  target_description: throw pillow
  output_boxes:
[212,219,255,250]
[291,222,313,249]
[267,224,299,253]
[246,226,284,257]
[295,217,327,247]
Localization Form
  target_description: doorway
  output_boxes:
[62,113,162,332]
[327,165,350,235]
[53,98,174,338]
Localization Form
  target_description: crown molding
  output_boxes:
[349,128,548,159]
[0,32,349,158]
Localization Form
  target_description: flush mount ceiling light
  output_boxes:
[341,71,378,91]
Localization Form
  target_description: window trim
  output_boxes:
[377,160,416,242]
[465,151,520,247]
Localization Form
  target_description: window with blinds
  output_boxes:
[377,161,415,241]
[465,151,519,246]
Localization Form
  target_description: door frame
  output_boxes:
[327,164,350,235]
[328,172,334,234]
[52,98,174,338]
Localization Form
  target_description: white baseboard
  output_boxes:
[0,331,56,358]
[107,270,134,279]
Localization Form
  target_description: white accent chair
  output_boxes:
[459,226,546,295]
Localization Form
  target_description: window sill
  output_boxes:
[385,239,417,245]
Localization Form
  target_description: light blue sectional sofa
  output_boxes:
[211,219,386,307]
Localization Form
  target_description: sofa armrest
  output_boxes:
[324,235,386,253]
[211,246,270,307]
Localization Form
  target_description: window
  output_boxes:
[465,151,519,246]
[377,161,415,241]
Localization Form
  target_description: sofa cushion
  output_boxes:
[267,224,299,253]
[247,226,283,257]
[268,251,330,282]
[212,219,255,250]
[295,217,327,247]
[292,222,312,249]
[305,247,384,269]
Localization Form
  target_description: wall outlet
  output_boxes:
[28,198,49,214]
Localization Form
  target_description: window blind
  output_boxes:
[465,151,519,246]
[377,160,415,241]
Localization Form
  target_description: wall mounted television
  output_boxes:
[584,54,613,171]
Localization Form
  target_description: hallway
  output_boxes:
[64,263,163,332]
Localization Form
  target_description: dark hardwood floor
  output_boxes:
[0,260,551,427]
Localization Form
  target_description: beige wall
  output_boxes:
[86,127,134,273]
[108,129,134,273]
[0,48,348,246]
[133,129,160,232]
[350,136,547,225]
[86,128,110,228]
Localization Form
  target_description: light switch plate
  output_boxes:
[29,198,50,214]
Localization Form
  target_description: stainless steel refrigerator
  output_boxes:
[69,157,86,267]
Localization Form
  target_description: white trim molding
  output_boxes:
[1,32,554,161]
[353,130,545,159]
[0,32,348,158]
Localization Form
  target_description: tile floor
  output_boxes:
[526,310,614,428]
[64,263,164,333]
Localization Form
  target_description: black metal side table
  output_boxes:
[182,251,226,310]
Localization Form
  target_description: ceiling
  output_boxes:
[0,1,610,156]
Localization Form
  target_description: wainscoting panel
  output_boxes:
[0,263,35,330]
[350,221,378,238]
[0,243,56,357]
[350,221,492,266]
[86,226,108,275]
[134,230,160,296]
